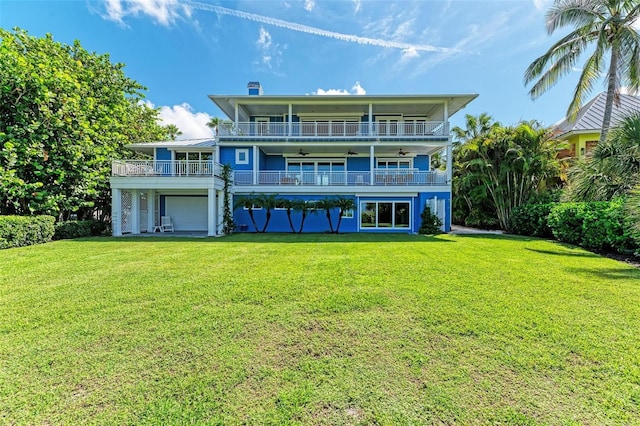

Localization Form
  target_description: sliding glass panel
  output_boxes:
[395,202,410,227]
[378,203,393,227]
[361,203,376,227]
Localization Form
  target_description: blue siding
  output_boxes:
[265,156,286,170]
[259,149,266,170]
[347,157,370,171]
[220,146,253,170]
[414,155,430,171]
[156,147,172,161]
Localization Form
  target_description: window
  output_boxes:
[175,151,212,161]
[377,159,412,169]
[236,149,249,165]
[287,160,346,185]
[360,201,410,229]
[342,209,354,219]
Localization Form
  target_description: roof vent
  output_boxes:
[247,81,263,95]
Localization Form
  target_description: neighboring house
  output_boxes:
[110,82,477,235]
[553,91,640,159]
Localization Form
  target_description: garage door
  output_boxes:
[165,196,208,231]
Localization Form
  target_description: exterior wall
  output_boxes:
[562,132,600,159]
[156,147,172,161]
[220,146,253,170]
[265,155,286,170]
[347,157,370,171]
[414,155,430,171]
[232,191,450,234]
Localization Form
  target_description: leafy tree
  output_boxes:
[315,198,338,233]
[0,28,169,218]
[418,205,443,234]
[565,113,640,201]
[455,121,565,229]
[221,164,234,234]
[524,0,640,143]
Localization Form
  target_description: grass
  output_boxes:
[1,233,639,425]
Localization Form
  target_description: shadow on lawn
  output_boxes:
[564,266,640,280]
[73,233,458,244]
[524,247,600,259]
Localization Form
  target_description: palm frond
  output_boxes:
[546,0,606,34]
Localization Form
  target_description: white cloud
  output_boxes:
[304,0,315,12]
[157,103,214,140]
[187,1,461,54]
[257,26,272,49]
[101,0,190,26]
[254,26,284,71]
[313,82,366,95]
[401,47,419,61]
[353,0,361,14]
[533,0,552,11]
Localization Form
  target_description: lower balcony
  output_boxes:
[233,170,447,186]
[112,160,221,177]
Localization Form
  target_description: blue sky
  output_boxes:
[1,0,608,139]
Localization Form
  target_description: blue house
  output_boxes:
[110,83,477,235]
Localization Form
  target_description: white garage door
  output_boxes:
[165,196,208,231]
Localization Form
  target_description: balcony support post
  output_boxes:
[252,145,258,185]
[131,189,140,235]
[369,145,375,185]
[112,188,122,236]
[207,188,216,237]
[368,103,373,135]
[147,190,156,231]
[288,104,292,136]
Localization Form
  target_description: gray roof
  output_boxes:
[554,92,640,136]
[126,139,216,155]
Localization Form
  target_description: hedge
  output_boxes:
[0,215,55,249]
[508,203,554,238]
[53,220,111,240]
[547,200,636,254]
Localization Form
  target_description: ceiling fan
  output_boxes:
[297,148,309,156]
[398,148,409,156]
[347,149,358,156]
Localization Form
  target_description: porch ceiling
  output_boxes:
[258,144,444,157]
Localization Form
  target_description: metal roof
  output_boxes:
[554,92,640,136]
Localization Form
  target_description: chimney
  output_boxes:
[247,81,263,95]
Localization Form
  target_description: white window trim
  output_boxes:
[359,200,412,230]
[236,148,249,165]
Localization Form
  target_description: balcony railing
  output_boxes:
[233,170,447,186]
[112,160,221,177]
[218,121,447,137]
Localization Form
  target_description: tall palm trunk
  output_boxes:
[600,46,620,144]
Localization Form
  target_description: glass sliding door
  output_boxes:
[359,201,412,230]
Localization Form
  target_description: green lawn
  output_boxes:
[1,233,639,425]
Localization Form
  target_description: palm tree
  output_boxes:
[207,117,221,135]
[165,124,182,141]
[565,113,640,201]
[524,0,640,143]
[233,193,260,232]
[451,113,499,145]
[333,196,356,234]
[315,198,338,233]
[256,193,279,233]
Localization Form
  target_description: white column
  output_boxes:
[443,101,449,135]
[446,143,453,184]
[288,103,292,136]
[234,103,239,127]
[112,188,122,236]
[147,190,156,231]
[214,145,220,164]
[218,190,225,234]
[253,145,258,185]
[368,103,373,135]
[370,145,375,185]
[207,188,216,237]
[131,190,140,234]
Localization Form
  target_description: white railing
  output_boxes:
[219,121,448,137]
[112,160,221,177]
[233,170,447,186]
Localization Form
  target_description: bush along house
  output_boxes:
[110,82,477,235]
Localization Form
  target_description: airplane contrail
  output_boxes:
[184,0,461,53]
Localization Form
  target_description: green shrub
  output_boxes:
[54,220,110,240]
[509,203,554,238]
[548,201,637,253]
[418,205,443,235]
[0,215,55,249]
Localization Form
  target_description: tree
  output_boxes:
[565,113,640,201]
[524,0,640,143]
[233,193,260,232]
[334,196,355,234]
[451,113,500,145]
[165,124,182,141]
[0,28,169,218]
[315,198,338,233]
[207,117,221,135]
[455,121,565,229]
[256,193,279,233]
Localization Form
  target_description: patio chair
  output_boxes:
[161,216,174,232]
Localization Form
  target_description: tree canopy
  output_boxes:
[0,28,171,218]
[524,0,640,143]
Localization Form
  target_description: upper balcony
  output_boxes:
[217,120,448,139]
[112,160,222,177]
